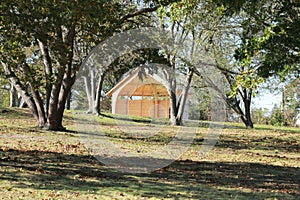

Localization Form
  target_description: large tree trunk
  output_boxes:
[9,83,17,107]
[46,66,65,130]
[176,69,194,125]
[169,90,178,125]
[56,78,75,130]
[243,98,253,128]
[2,26,79,131]
[168,73,179,125]
[46,77,75,131]
[38,40,53,118]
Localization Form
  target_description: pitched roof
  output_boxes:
[106,67,168,96]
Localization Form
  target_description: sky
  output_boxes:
[251,78,286,112]
[252,90,282,111]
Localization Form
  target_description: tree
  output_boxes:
[282,78,300,126]
[233,0,300,77]
[188,1,267,128]
[220,0,299,127]
[0,0,161,130]
[252,108,269,125]
[166,0,260,128]
[270,104,286,126]
[155,0,228,125]
[188,75,210,121]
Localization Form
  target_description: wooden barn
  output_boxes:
[106,67,190,119]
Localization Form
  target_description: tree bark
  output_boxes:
[46,66,65,130]
[93,72,106,115]
[31,89,46,127]
[66,90,72,110]
[168,77,178,125]
[83,69,97,114]
[9,83,17,107]
[46,77,75,131]
[38,40,53,118]
[176,69,194,125]
[244,98,253,128]
[18,96,27,108]
[56,77,75,130]
[84,75,94,113]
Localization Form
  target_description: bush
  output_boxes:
[269,108,286,126]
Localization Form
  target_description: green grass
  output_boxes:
[0,108,299,199]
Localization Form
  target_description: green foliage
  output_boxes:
[230,68,264,98]
[252,108,269,125]
[0,0,161,129]
[0,0,125,104]
[189,88,210,120]
[270,105,286,126]
[0,0,123,62]
[0,89,9,108]
[0,77,9,108]
[283,78,300,126]
[235,0,300,78]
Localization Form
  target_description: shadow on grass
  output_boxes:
[0,108,33,118]
[0,148,299,199]
[215,136,300,153]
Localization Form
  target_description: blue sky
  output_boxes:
[252,91,281,111]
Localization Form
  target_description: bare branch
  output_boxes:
[120,6,158,24]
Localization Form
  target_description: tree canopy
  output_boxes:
[0,0,161,130]
[233,0,300,77]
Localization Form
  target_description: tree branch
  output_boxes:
[120,6,158,24]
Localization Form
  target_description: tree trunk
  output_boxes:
[93,72,106,115]
[38,40,53,118]
[18,97,27,108]
[176,69,194,125]
[169,82,178,125]
[9,83,17,107]
[47,86,72,131]
[84,69,97,114]
[84,69,106,115]
[84,75,94,113]
[46,68,64,130]
[244,98,253,128]
[56,79,74,130]
[225,96,252,128]
[66,90,72,110]
[31,89,46,127]
[46,73,75,131]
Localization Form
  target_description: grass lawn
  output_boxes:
[0,108,299,199]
